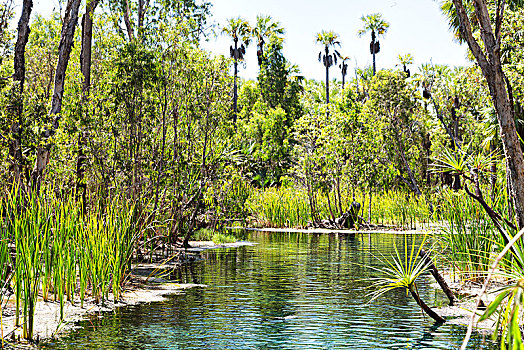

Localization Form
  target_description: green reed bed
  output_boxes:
[246,187,316,228]
[436,189,505,282]
[246,186,432,229]
[361,190,432,229]
[0,188,137,341]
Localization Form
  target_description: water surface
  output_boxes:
[41,232,498,349]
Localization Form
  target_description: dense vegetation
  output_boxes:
[2,0,524,347]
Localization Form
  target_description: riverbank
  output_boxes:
[233,226,438,235]
[433,276,503,333]
[0,241,256,348]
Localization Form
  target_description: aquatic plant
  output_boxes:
[0,187,138,340]
[366,235,445,323]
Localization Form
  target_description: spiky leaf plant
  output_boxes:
[367,235,445,323]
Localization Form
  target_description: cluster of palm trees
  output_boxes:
[222,12,390,117]
[317,13,390,106]
[222,15,285,122]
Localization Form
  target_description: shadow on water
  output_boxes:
[41,232,499,350]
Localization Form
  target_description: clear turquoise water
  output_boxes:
[41,232,498,350]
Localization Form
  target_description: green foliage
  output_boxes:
[192,228,237,244]
[367,235,429,302]
[1,187,137,340]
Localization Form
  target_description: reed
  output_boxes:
[0,187,138,340]
[436,189,503,281]
[246,186,432,229]
[246,187,314,228]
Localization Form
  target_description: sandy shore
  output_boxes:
[1,241,257,348]
[1,275,206,348]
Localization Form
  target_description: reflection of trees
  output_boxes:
[47,231,489,349]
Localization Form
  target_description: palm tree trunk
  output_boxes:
[233,39,238,124]
[371,31,376,76]
[325,50,329,105]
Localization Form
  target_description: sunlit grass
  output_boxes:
[0,186,138,340]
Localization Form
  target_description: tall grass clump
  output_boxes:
[436,189,504,281]
[361,190,432,229]
[247,186,432,229]
[246,187,315,228]
[0,186,138,341]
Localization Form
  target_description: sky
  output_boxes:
[23,0,471,81]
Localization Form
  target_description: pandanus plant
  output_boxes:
[316,30,341,105]
[358,13,389,76]
[367,235,445,323]
[222,17,251,124]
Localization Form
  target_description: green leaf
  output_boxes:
[479,288,512,321]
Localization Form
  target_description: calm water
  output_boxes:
[41,232,498,350]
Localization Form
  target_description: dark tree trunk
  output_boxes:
[233,38,238,124]
[10,0,32,188]
[31,0,81,194]
[123,0,134,41]
[419,249,455,306]
[76,0,100,206]
[452,0,524,229]
[451,107,462,190]
[325,46,329,105]
[371,30,376,76]
[409,285,445,323]
[490,140,497,203]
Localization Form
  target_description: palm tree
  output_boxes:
[339,56,350,89]
[316,30,341,105]
[358,13,390,76]
[397,54,413,77]
[440,0,477,43]
[222,17,251,124]
[252,15,285,67]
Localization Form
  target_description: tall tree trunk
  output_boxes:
[452,0,524,229]
[10,0,32,189]
[325,46,329,105]
[371,31,376,76]
[233,39,238,124]
[76,0,100,206]
[123,0,134,41]
[452,107,462,190]
[368,188,372,223]
[396,130,422,197]
[31,0,81,194]
[490,140,497,203]
[336,177,343,216]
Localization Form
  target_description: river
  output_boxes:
[41,232,498,349]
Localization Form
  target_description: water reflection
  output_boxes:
[41,232,498,350]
